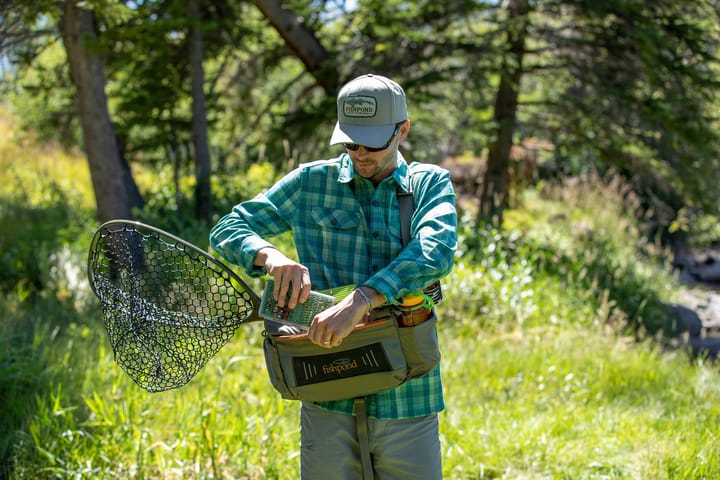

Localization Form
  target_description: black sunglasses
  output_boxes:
[344,121,404,152]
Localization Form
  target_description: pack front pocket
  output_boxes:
[398,312,440,378]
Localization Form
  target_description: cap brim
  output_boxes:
[329,122,396,148]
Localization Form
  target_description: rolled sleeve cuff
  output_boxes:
[364,270,403,305]
[241,238,276,277]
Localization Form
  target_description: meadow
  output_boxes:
[2,108,720,479]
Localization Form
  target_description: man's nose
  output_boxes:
[356,146,370,157]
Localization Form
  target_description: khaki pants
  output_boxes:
[300,402,442,480]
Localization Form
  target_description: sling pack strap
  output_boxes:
[354,397,375,480]
[397,183,414,248]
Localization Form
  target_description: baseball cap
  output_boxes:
[329,74,407,148]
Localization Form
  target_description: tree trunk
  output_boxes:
[477,0,529,228]
[60,1,142,224]
[252,0,337,92]
[188,0,212,222]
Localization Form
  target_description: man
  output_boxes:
[210,73,457,479]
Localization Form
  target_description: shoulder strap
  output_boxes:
[397,178,414,247]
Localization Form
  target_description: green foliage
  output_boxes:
[450,172,678,337]
[441,325,720,478]
[134,161,279,247]
[6,41,81,149]
[5,0,720,227]
[0,172,92,299]
[4,108,720,478]
[0,290,97,478]
[7,317,298,478]
[211,161,278,213]
[545,0,720,214]
[670,208,720,247]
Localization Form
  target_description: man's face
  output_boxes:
[346,121,410,186]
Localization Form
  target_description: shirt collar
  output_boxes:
[338,152,411,192]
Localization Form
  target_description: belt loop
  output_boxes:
[354,397,374,480]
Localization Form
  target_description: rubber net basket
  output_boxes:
[88,221,259,392]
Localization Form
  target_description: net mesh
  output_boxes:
[88,221,259,392]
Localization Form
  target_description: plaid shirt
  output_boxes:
[210,152,457,419]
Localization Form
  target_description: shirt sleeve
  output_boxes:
[209,169,302,277]
[364,165,458,304]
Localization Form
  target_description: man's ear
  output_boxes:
[399,120,411,140]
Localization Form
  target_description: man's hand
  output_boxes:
[255,248,311,308]
[308,287,385,349]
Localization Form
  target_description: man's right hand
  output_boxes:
[254,248,311,308]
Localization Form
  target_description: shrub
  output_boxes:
[452,172,677,337]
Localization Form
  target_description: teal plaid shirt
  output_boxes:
[210,152,457,419]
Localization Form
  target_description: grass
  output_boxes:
[14,309,299,477]
[2,107,720,478]
[442,325,720,478]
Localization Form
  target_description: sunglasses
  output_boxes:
[344,121,404,152]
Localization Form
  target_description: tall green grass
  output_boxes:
[11,321,300,479]
[441,322,720,478]
[2,108,720,478]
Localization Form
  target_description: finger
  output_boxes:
[308,317,328,345]
[299,271,312,304]
[307,318,319,343]
[277,273,292,308]
[286,267,311,309]
[286,270,305,309]
[272,274,283,306]
[310,333,334,348]
[320,330,338,348]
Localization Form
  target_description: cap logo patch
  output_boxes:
[343,96,376,117]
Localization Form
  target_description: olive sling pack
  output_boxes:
[261,181,441,402]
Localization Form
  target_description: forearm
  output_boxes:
[367,170,457,303]
[210,193,293,276]
[365,227,456,304]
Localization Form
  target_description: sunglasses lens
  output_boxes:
[345,143,383,152]
[343,122,402,153]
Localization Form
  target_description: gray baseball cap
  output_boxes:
[329,74,407,147]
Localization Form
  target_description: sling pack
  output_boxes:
[261,175,441,402]
[262,308,439,401]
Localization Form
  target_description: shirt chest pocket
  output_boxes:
[310,208,362,231]
[310,207,403,249]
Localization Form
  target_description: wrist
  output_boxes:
[254,246,279,268]
[355,287,373,316]
[355,286,386,314]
